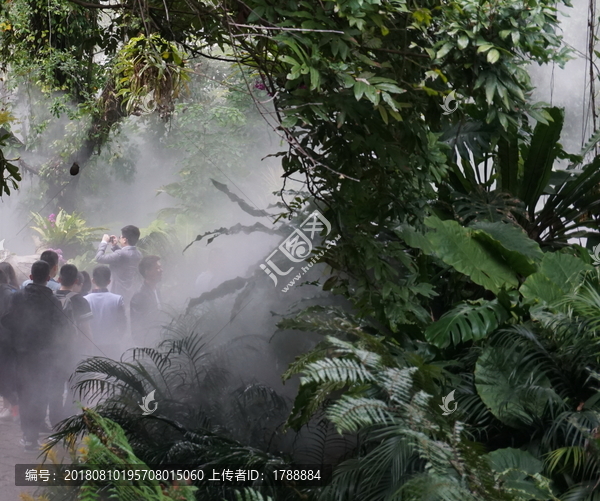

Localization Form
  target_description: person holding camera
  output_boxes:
[95,225,142,307]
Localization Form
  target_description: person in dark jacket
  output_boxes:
[130,255,163,346]
[2,260,67,451]
[50,264,93,425]
[0,262,19,291]
[0,268,17,420]
[95,225,142,306]
[79,271,92,296]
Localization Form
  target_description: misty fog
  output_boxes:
[0,0,596,499]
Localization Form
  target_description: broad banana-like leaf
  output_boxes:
[520,107,564,217]
[485,448,554,501]
[423,216,519,293]
[486,447,543,476]
[520,252,593,304]
[470,221,543,276]
[425,299,509,348]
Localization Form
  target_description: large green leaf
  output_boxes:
[423,216,519,293]
[487,447,543,476]
[534,156,600,245]
[425,299,509,348]
[439,120,496,167]
[485,448,554,501]
[520,107,564,216]
[520,252,593,304]
[470,221,543,276]
[395,223,434,254]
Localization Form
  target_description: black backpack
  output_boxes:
[55,291,78,336]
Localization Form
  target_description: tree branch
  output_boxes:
[67,0,196,14]
[67,0,128,9]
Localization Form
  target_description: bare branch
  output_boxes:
[230,23,344,34]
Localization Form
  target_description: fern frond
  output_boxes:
[377,367,418,405]
[326,396,390,433]
[301,357,375,385]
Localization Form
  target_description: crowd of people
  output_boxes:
[0,224,164,452]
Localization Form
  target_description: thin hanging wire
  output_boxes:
[583,0,599,155]
[550,62,555,107]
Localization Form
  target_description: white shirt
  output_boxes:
[84,289,126,344]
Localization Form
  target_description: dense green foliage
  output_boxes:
[6,0,600,500]
[30,209,106,257]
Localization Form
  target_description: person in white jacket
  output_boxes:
[85,265,127,359]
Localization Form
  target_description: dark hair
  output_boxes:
[31,260,50,284]
[139,255,160,279]
[121,225,140,246]
[0,268,7,285]
[80,271,92,295]
[39,250,59,269]
[0,262,18,289]
[92,265,111,288]
[59,264,79,287]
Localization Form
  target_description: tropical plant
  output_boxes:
[114,33,190,120]
[48,320,318,500]
[67,250,97,274]
[30,209,106,258]
[38,408,198,501]
[437,107,600,249]
[284,333,557,501]
[0,111,20,196]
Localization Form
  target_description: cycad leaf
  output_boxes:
[425,300,509,348]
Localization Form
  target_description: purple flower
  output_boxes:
[254,81,266,91]
[48,248,65,265]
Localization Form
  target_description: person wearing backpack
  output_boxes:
[0,267,18,421]
[1,261,66,452]
[50,264,93,426]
